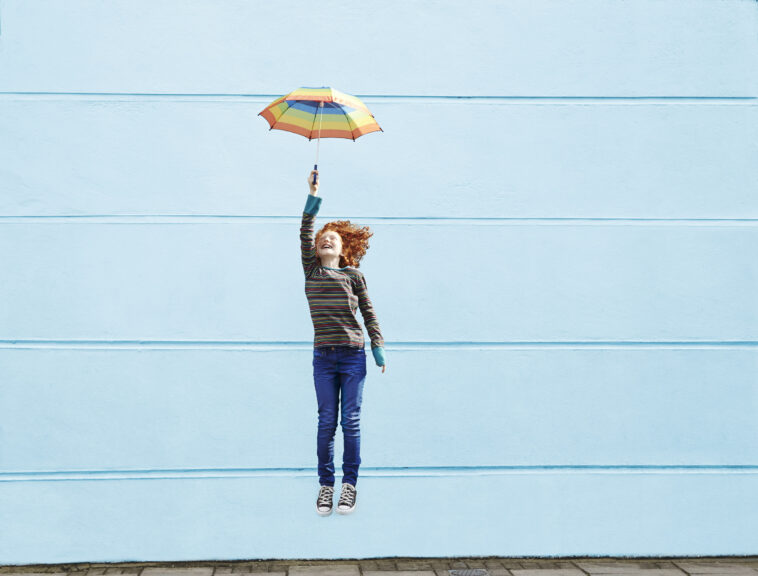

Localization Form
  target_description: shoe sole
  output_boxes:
[336,502,357,515]
[316,507,332,516]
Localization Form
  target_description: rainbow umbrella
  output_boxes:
[258,86,382,184]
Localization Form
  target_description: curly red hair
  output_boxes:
[315,220,374,268]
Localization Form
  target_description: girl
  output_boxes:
[300,169,386,516]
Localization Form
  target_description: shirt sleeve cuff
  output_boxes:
[371,346,385,367]
[304,194,322,215]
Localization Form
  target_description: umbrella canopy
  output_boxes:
[258,87,382,141]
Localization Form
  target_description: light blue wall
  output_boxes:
[1,0,757,563]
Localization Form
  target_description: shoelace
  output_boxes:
[317,486,334,508]
[338,484,356,507]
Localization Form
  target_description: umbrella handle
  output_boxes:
[312,164,318,185]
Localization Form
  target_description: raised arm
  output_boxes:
[301,170,322,278]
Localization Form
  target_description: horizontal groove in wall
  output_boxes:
[2,465,758,483]
[1,216,757,226]
[0,92,756,104]
[1,340,757,350]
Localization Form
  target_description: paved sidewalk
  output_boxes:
[2,557,758,576]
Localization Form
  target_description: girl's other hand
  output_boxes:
[308,170,319,195]
[380,364,386,374]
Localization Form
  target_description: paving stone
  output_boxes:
[513,570,586,576]
[675,565,758,575]
[396,562,434,571]
[488,570,514,576]
[1,574,68,576]
[575,565,685,576]
[363,572,436,576]
[463,562,490,569]
[142,570,214,576]
[676,574,758,576]
[624,566,687,576]
[287,566,360,576]
[676,573,758,576]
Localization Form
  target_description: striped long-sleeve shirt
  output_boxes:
[301,194,386,366]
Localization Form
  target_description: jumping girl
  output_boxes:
[300,169,386,516]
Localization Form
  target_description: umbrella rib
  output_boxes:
[308,101,320,141]
[271,100,293,128]
[343,107,357,141]
[270,95,291,124]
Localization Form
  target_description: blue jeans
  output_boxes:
[312,345,367,487]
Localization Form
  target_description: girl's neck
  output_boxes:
[320,255,341,268]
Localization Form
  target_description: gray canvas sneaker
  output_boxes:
[316,485,334,516]
[336,482,357,514]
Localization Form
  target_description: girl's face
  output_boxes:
[317,230,343,262]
